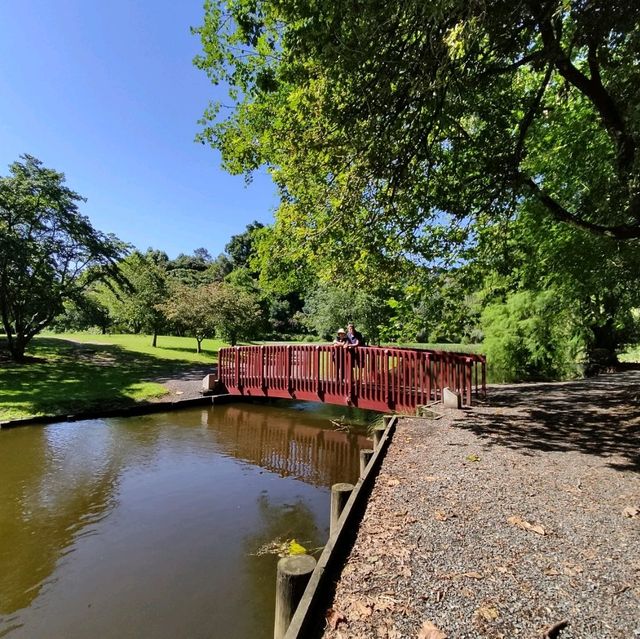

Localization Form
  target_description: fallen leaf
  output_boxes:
[326,608,347,630]
[354,600,374,618]
[623,506,639,518]
[562,562,583,576]
[507,515,547,535]
[466,454,481,462]
[474,606,499,622]
[463,571,483,580]
[434,511,448,521]
[417,620,447,639]
[387,478,400,486]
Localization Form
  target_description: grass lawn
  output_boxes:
[0,333,224,422]
[620,344,640,363]
[392,342,484,354]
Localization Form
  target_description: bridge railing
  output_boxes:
[218,344,486,413]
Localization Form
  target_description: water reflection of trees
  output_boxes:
[0,419,163,618]
[207,404,371,487]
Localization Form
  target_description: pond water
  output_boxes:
[0,401,374,639]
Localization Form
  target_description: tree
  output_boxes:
[194,0,640,274]
[0,155,126,361]
[301,284,389,345]
[225,221,265,270]
[160,283,219,352]
[161,281,263,350]
[208,282,263,345]
[97,250,169,346]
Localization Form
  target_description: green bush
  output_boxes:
[481,289,586,382]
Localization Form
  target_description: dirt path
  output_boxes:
[321,371,640,639]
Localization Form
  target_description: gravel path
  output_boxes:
[321,371,640,639]
[149,364,216,402]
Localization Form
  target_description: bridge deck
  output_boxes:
[218,345,486,413]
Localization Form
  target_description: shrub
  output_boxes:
[481,289,586,382]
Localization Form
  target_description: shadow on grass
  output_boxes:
[455,370,640,472]
[0,337,217,419]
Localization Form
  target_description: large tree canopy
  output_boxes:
[194,0,640,274]
[0,155,126,360]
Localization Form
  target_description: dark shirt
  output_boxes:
[346,329,365,346]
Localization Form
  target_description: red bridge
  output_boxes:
[218,345,486,413]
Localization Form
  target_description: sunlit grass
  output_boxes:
[54,332,226,361]
[620,344,640,363]
[0,333,223,422]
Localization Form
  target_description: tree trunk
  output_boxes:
[196,337,203,353]
[8,335,27,362]
[152,331,157,348]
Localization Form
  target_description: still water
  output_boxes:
[0,401,373,639]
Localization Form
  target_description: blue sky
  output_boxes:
[0,0,278,258]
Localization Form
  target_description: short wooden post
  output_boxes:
[330,482,354,537]
[372,424,386,449]
[359,448,374,476]
[274,554,316,639]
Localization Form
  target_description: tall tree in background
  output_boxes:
[0,155,126,361]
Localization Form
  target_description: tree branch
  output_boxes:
[523,176,640,239]
[530,1,635,173]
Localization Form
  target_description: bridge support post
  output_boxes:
[330,483,354,537]
[274,554,316,639]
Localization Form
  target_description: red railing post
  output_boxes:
[315,346,322,398]
[286,345,292,394]
[346,347,353,404]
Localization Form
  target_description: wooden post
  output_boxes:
[359,448,374,476]
[372,424,386,449]
[330,482,354,537]
[274,554,316,639]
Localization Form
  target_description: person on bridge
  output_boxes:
[333,328,348,346]
[332,328,348,382]
[346,323,365,347]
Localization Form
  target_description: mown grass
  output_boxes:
[392,342,484,354]
[620,344,640,363]
[0,333,223,422]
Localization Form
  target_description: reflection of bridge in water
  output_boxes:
[218,344,486,412]
[207,404,371,487]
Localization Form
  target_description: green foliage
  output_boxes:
[0,155,126,361]
[95,250,169,341]
[225,220,264,271]
[205,281,263,345]
[160,283,220,352]
[52,294,111,334]
[301,284,388,344]
[481,289,586,382]
[194,0,640,287]
[160,281,263,349]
